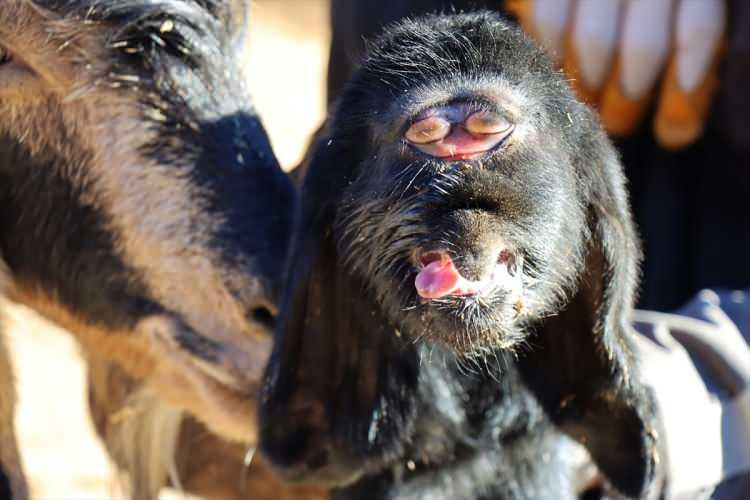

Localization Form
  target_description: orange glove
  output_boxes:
[506,0,727,150]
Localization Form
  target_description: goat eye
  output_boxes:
[405,116,451,144]
[465,110,513,136]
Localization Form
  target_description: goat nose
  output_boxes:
[261,413,351,483]
[261,417,316,469]
[241,275,281,333]
[244,283,279,333]
[248,302,277,332]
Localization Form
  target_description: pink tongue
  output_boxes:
[415,259,461,298]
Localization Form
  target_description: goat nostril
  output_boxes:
[498,250,521,277]
[250,306,276,330]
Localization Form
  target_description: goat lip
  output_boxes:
[187,353,247,391]
[269,458,364,487]
[280,470,362,488]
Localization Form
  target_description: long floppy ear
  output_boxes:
[259,135,419,484]
[519,127,663,497]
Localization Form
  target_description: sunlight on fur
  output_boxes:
[5,0,329,497]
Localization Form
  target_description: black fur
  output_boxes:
[0,466,10,500]
[261,12,663,499]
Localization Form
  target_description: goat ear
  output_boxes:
[519,132,663,497]
[259,136,418,483]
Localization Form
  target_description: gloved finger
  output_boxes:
[531,0,573,60]
[654,0,727,150]
[599,0,676,137]
[563,0,624,105]
[504,0,535,36]
[620,0,675,100]
[675,0,726,93]
[504,0,539,41]
[504,0,572,61]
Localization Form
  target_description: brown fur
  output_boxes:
[0,6,272,432]
[87,355,329,500]
[1,0,296,496]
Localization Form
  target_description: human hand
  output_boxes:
[506,0,728,150]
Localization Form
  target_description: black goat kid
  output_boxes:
[261,12,663,500]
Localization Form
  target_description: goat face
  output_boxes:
[0,0,294,443]
[261,12,662,499]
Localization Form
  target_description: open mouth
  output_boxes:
[413,249,522,300]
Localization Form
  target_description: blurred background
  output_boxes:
[4,1,330,497]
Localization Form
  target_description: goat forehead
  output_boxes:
[1,0,230,88]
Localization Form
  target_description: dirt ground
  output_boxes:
[5,1,330,498]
